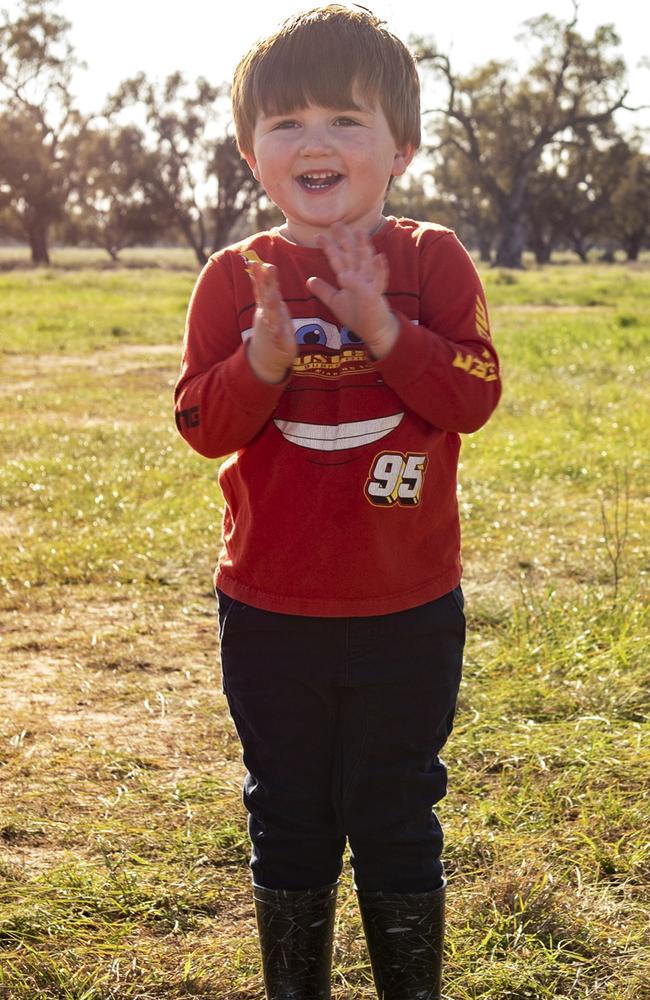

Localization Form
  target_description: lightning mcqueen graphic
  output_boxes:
[241,316,406,458]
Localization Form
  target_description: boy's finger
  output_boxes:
[355,228,374,257]
[342,224,366,262]
[250,260,280,292]
[330,223,358,262]
[248,262,267,302]
[330,221,355,248]
[316,231,355,277]
[378,252,390,287]
[314,232,335,257]
[251,262,284,317]
[306,275,337,309]
[341,226,371,273]
[354,230,376,273]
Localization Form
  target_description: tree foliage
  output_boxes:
[103,72,260,265]
[415,3,643,266]
[610,143,650,260]
[62,125,174,259]
[0,1,647,266]
[524,132,649,263]
[0,0,88,263]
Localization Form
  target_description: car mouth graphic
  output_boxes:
[273,413,404,451]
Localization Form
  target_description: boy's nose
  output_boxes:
[299,129,333,156]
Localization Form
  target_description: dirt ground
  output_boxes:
[0,582,246,864]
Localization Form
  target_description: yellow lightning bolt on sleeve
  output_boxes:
[475,295,491,340]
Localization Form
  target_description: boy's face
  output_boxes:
[243,91,414,247]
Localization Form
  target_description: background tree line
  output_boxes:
[0,0,648,268]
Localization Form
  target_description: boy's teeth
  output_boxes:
[300,171,341,188]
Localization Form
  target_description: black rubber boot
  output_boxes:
[356,881,446,1000]
[253,881,338,1000]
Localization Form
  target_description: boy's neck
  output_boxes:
[277,216,389,248]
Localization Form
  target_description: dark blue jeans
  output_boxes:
[217,588,465,893]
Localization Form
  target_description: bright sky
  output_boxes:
[5,0,650,132]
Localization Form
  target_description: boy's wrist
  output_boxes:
[247,341,290,384]
[364,313,400,360]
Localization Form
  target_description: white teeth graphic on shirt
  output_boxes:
[274,413,404,451]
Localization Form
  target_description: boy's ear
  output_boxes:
[391,145,416,177]
[243,151,260,182]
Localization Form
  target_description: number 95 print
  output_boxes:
[364,452,428,507]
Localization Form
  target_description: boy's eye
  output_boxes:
[334,117,360,127]
[272,120,299,130]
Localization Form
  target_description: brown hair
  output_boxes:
[232,4,421,156]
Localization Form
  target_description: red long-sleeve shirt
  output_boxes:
[174,217,500,616]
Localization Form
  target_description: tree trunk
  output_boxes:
[157,187,207,267]
[477,233,492,263]
[494,214,526,268]
[494,197,526,267]
[529,231,552,264]
[493,175,529,269]
[178,211,207,267]
[28,220,50,266]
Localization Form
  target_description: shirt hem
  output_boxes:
[214,563,462,618]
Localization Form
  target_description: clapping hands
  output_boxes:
[247,261,297,384]
[247,222,399,384]
[307,222,398,359]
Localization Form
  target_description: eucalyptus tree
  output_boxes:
[415,3,639,267]
[104,72,260,266]
[0,0,88,263]
[63,124,174,260]
[610,144,650,260]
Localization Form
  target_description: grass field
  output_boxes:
[0,250,648,999]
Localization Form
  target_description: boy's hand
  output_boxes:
[306,222,399,359]
[248,261,297,383]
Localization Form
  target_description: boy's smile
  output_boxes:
[297,170,342,191]
[244,95,414,247]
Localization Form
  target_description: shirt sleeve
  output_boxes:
[376,232,501,434]
[173,254,290,459]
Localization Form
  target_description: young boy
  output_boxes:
[175,5,500,998]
